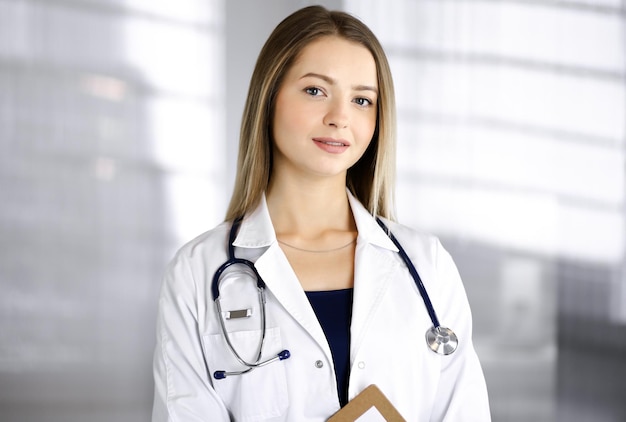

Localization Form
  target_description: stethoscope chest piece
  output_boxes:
[426,326,458,355]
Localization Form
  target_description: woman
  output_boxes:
[153,5,490,421]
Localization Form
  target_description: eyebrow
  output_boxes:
[300,72,378,95]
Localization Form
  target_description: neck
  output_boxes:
[266,175,354,237]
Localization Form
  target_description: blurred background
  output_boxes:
[0,0,624,421]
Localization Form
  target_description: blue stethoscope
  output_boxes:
[211,216,458,380]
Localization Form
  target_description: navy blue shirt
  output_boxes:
[305,288,353,407]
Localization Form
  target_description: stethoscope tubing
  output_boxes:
[211,216,292,379]
[375,218,441,328]
[215,289,266,366]
[211,216,265,302]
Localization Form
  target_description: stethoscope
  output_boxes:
[211,216,458,380]
[374,218,459,356]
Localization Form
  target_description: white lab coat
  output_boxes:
[152,193,491,421]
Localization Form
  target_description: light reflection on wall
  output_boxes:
[120,1,227,244]
[0,0,225,421]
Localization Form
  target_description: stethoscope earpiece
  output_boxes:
[212,217,292,380]
[426,326,458,355]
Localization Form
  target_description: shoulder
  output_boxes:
[159,221,233,299]
[377,217,444,265]
[169,221,232,267]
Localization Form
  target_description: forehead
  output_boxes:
[288,36,378,84]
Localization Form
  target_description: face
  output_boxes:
[271,36,378,181]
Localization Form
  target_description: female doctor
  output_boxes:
[153,5,490,422]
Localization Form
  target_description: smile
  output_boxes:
[312,137,350,154]
[312,137,349,146]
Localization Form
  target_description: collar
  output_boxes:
[347,191,398,252]
[231,194,276,248]
[232,190,398,252]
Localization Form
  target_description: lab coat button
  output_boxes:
[315,360,324,368]
[358,361,365,369]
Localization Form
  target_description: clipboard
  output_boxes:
[327,385,406,422]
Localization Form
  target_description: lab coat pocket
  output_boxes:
[203,327,288,422]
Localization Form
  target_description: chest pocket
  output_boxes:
[202,327,288,422]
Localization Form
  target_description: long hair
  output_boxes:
[225,5,397,221]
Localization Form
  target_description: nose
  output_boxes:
[323,99,349,129]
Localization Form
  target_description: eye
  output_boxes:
[354,97,373,107]
[304,87,324,96]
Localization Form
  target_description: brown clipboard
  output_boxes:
[327,385,406,422]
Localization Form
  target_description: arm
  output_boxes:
[152,253,231,422]
[430,240,491,422]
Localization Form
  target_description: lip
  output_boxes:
[312,137,350,154]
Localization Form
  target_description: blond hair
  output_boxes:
[225,5,396,221]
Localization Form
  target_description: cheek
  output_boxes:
[273,95,304,140]
[355,113,377,145]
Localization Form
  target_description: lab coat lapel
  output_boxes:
[232,197,333,361]
[350,241,400,360]
[254,246,333,358]
[347,194,401,362]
